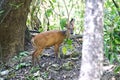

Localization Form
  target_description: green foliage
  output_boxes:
[49,0,56,9]
[13,51,29,61]
[15,62,30,70]
[12,51,30,70]
[30,67,40,73]
[39,27,44,32]
[19,51,29,57]
[62,39,73,55]
[41,71,49,79]
[27,0,84,33]
[25,75,35,80]
[114,65,120,74]
[62,61,74,71]
[104,0,120,65]
[66,39,73,45]
[62,46,67,55]
[24,66,50,80]
[45,8,53,17]
[52,0,56,3]
[49,25,56,30]
[60,18,67,30]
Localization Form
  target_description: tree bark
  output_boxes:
[0,0,31,63]
[79,0,104,80]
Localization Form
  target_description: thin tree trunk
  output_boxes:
[79,0,104,80]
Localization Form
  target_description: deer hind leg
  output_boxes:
[32,48,43,66]
[32,50,37,66]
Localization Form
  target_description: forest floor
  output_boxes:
[0,38,120,80]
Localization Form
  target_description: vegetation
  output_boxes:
[104,0,120,73]
[27,0,84,34]
[27,0,120,66]
[0,0,120,79]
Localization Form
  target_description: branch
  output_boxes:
[69,0,74,18]
[62,0,69,22]
[70,34,82,39]
[62,0,75,27]
[41,1,50,31]
[112,0,120,16]
[49,0,61,17]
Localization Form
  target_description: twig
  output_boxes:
[70,34,82,39]
[49,0,61,17]
[112,0,120,16]
[62,0,70,22]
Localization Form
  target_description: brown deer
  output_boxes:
[31,18,75,66]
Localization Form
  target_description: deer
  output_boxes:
[31,18,75,66]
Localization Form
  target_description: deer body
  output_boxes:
[32,30,67,65]
[32,19,75,66]
[33,30,66,48]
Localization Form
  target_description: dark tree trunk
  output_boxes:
[24,27,32,50]
[0,0,31,63]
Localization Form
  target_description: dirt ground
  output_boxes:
[0,38,120,80]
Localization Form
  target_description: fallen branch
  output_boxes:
[70,34,83,39]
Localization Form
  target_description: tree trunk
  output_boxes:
[79,0,104,80]
[0,0,31,63]
[24,27,32,50]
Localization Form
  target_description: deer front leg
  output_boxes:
[54,44,60,58]
[32,48,43,67]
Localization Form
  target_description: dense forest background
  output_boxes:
[27,0,120,66]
